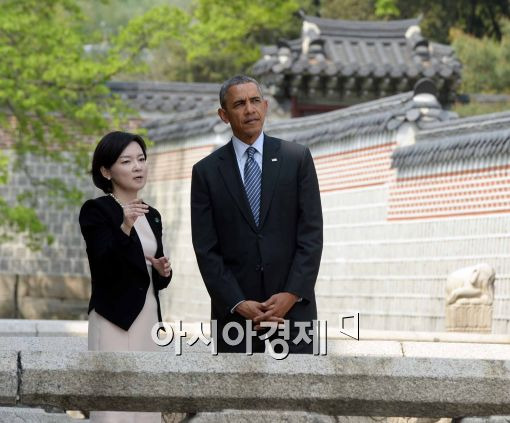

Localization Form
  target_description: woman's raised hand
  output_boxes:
[120,199,148,235]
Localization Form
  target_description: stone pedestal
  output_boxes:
[445,263,495,333]
[445,304,492,333]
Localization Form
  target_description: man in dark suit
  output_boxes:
[191,75,323,353]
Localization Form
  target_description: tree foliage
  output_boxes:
[0,0,187,249]
[184,0,308,81]
[80,0,314,82]
[452,100,510,117]
[320,0,377,21]
[451,20,510,93]
[320,0,510,44]
[1,0,316,249]
[117,0,310,82]
[78,0,190,43]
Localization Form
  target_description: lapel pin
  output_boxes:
[154,217,160,223]
[271,158,278,162]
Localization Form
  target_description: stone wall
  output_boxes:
[1,96,510,335]
[0,153,94,319]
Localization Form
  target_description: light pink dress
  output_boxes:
[88,215,161,423]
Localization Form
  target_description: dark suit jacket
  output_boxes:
[191,134,323,330]
[79,195,171,330]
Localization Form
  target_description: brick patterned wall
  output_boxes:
[148,144,216,182]
[315,142,396,192]
[389,164,510,220]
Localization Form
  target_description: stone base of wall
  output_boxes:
[0,274,90,320]
[445,304,492,333]
[18,297,89,320]
[0,275,15,317]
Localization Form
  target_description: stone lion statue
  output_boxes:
[446,263,495,306]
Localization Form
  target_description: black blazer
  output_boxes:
[79,195,171,330]
[191,134,323,327]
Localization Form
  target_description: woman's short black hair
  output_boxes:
[91,131,147,193]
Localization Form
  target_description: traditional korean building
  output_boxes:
[253,12,462,116]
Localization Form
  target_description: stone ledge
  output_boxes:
[14,350,510,417]
[3,319,510,345]
[0,351,18,405]
[402,342,510,360]
[0,406,86,422]
[2,337,510,362]
[0,319,87,337]
[0,337,87,352]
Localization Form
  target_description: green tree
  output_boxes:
[451,21,510,93]
[320,0,377,21]
[395,0,510,43]
[78,0,190,43]
[93,0,312,82]
[185,0,306,81]
[0,0,187,249]
[374,0,400,18]
[320,0,510,43]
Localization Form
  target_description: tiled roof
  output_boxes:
[108,81,289,142]
[144,108,221,142]
[109,78,453,144]
[265,92,413,146]
[109,80,457,147]
[108,81,222,141]
[392,112,510,168]
[253,13,461,104]
[265,86,456,147]
[108,81,220,118]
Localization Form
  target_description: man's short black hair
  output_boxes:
[91,131,147,193]
[219,75,263,109]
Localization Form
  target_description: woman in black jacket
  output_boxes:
[79,131,171,422]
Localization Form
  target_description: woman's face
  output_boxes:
[102,141,148,195]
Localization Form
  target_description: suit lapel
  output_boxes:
[259,135,281,228]
[218,140,258,232]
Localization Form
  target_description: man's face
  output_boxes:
[218,82,268,144]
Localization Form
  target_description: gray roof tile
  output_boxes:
[392,112,510,168]
[108,81,219,117]
[253,14,461,103]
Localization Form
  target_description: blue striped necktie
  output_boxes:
[244,146,261,226]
